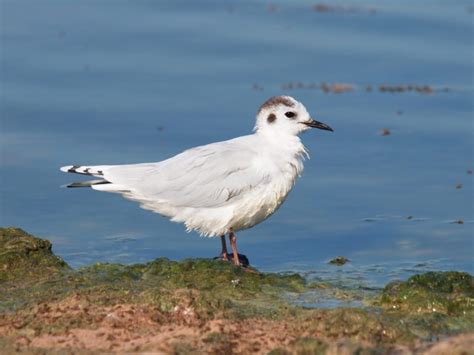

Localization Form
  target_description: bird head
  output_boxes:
[254,96,333,136]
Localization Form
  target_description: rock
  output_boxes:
[213,253,250,267]
[378,271,474,316]
[1,227,473,354]
[328,256,350,265]
[0,228,306,319]
[0,227,70,282]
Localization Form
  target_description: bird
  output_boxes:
[60,96,333,266]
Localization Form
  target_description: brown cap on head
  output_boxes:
[257,96,295,115]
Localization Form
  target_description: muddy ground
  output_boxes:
[0,227,472,354]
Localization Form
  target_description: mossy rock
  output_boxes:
[2,227,474,351]
[328,256,350,266]
[0,228,307,319]
[0,227,70,282]
[378,271,474,316]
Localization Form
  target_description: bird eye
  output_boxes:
[285,111,296,118]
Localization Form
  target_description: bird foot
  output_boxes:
[214,253,249,267]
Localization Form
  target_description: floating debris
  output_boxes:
[380,128,391,136]
[280,82,446,94]
[363,217,381,222]
[266,4,278,13]
[450,219,464,225]
[456,183,463,189]
[321,82,353,94]
[396,110,404,115]
[312,4,332,12]
[252,84,264,92]
[379,84,433,94]
[467,169,473,175]
[281,82,353,93]
[329,256,350,266]
[406,216,431,222]
[312,3,376,14]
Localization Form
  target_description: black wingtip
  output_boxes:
[63,180,111,188]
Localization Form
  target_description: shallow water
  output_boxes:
[1,0,473,284]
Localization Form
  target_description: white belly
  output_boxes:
[226,175,296,232]
[172,174,297,237]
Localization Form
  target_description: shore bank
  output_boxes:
[1,227,472,353]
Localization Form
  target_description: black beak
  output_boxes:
[303,119,334,132]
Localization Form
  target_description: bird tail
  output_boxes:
[60,165,108,177]
[62,179,111,188]
[60,165,112,188]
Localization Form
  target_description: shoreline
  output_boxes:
[1,227,473,353]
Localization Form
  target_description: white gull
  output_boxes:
[60,96,333,266]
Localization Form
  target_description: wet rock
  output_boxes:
[378,271,474,316]
[213,253,249,267]
[1,228,473,353]
[0,229,306,320]
[328,256,350,266]
[0,227,70,282]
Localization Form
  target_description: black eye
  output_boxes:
[285,111,296,118]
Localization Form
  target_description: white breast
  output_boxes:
[224,136,307,233]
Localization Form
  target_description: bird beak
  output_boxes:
[303,119,334,132]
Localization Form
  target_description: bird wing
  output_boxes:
[100,137,270,209]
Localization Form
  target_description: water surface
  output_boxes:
[1,1,472,284]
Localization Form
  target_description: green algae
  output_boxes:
[378,271,474,316]
[0,228,306,320]
[2,227,474,353]
[0,227,70,282]
[373,271,474,339]
[328,256,350,266]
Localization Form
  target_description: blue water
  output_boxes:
[1,1,472,285]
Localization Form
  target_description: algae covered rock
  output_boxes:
[1,227,474,353]
[379,271,474,316]
[0,228,306,320]
[0,227,70,282]
[328,256,350,265]
[74,257,306,319]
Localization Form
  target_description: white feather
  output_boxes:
[61,96,324,237]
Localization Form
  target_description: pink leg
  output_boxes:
[220,235,229,260]
[228,231,240,266]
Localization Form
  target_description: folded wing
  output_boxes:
[95,138,269,210]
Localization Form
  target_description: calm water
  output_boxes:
[1,1,473,285]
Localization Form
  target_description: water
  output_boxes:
[1,1,473,286]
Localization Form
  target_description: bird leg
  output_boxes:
[228,231,240,266]
[220,235,229,260]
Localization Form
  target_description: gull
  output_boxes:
[60,96,333,266]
